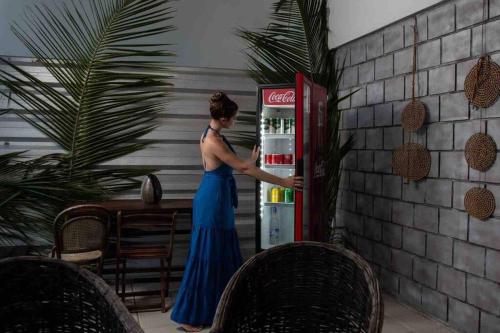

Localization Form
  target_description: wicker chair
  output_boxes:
[211,241,383,333]
[0,256,143,333]
[53,204,111,275]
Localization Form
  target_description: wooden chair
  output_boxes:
[211,241,384,333]
[116,209,177,312]
[53,204,111,275]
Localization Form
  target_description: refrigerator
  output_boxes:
[255,72,327,252]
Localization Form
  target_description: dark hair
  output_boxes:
[209,91,238,120]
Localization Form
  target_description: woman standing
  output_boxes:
[171,92,303,332]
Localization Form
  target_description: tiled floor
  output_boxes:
[131,293,458,333]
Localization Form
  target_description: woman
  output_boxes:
[171,92,304,332]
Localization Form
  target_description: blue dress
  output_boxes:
[171,126,243,326]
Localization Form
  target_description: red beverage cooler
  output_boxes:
[256,72,327,251]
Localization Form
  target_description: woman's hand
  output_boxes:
[282,176,304,191]
[248,145,260,165]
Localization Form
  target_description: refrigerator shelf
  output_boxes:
[264,164,295,169]
[262,134,295,139]
[263,202,294,206]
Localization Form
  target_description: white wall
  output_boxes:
[328,0,445,48]
[0,0,272,70]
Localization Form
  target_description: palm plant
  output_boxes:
[0,0,175,244]
[238,0,353,242]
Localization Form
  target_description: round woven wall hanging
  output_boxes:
[392,143,431,181]
[464,133,497,171]
[464,56,500,108]
[464,187,496,220]
[401,100,426,131]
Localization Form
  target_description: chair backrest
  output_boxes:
[54,205,110,257]
[116,209,177,256]
[211,241,383,333]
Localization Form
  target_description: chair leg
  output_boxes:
[115,258,120,295]
[160,258,166,312]
[121,259,127,302]
[97,257,103,276]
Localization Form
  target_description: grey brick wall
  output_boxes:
[335,0,500,331]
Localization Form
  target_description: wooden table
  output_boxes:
[95,198,192,214]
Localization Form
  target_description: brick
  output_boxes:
[403,227,426,257]
[383,126,402,150]
[489,184,500,216]
[357,106,373,128]
[414,205,438,233]
[404,71,427,99]
[472,25,483,56]
[373,243,391,268]
[350,41,366,65]
[357,237,373,261]
[429,152,439,178]
[486,118,500,146]
[364,217,382,241]
[403,128,426,147]
[427,122,453,150]
[343,150,357,170]
[338,89,351,110]
[492,0,500,18]
[366,33,383,60]
[469,217,500,251]
[367,81,384,105]
[383,175,401,199]
[442,29,471,63]
[351,86,366,107]
[383,223,402,248]
[481,312,500,333]
[455,120,482,150]
[427,3,455,39]
[485,163,500,183]
[366,128,382,149]
[402,181,426,203]
[384,76,404,101]
[467,275,500,315]
[380,268,399,295]
[375,55,393,80]
[404,15,428,47]
[336,47,350,67]
[345,211,364,235]
[486,19,500,53]
[417,39,441,69]
[392,201,414,226]
[440,151,468,180]
[341,66,358,89]
[456,0,484,29]
[414,257,437,288]
[439,208,468,240]
[374,151,392,173]
[427,234,453,265]
[457,58,479,91]
[357,151,373,172]
[429,64,456,95]
[391,248,411,276]
[421,288,448,322]
[358,61,374,84]
[357,193,373,216]
[453,181,476,210]
[341,190,356,211]
[399,277,422,308]
[425,179,452,207]
[349,171,364,192]
[374,103,392,126]
[384,24,404,53]
[454,240,485,276]
[420,95,439,123]
[343,109,357,129]
[394,47,412,75]
[438,265,466,300]
[374,197,392,221]
[352,129,366,149]
[365,173,382,196]
[440,92,469,121]
[449,298,479,333]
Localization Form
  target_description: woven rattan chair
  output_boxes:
[116,209,177,312]
[211,241,383,333]
[53,204,111,275]
[0,256,143,333]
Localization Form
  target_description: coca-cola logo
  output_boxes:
[263,88,295,107]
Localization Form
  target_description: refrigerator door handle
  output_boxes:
[296,158,304,177]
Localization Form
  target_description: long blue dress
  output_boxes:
[171,125,243,326]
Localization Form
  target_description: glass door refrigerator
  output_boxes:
[255,72,327,252]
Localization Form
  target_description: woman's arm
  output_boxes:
[205,136,303,190]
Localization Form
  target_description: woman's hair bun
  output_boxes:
[209,91,238,120]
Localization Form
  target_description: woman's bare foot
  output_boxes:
[179,324,203,332]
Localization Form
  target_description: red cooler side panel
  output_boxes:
[294,75,304,241]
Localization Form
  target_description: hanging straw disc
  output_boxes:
[464,187,496,220]
[465,133,497,171]
[464,57,500,108]
[392,142,431,181]
[401,100,426,131]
